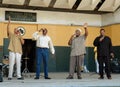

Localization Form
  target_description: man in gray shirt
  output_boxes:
[67,23,88,79]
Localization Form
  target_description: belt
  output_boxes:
[37,47,48,49]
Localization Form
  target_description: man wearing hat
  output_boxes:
[66,23,88,79]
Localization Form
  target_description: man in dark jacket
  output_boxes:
[93,29,114,79]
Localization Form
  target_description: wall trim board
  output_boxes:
[2,22,101,27]
[101,23,120,27]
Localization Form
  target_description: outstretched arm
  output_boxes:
[19,35,24,45]
[7,16,11,37]
[32,28,43,40]
[83,23,88,37]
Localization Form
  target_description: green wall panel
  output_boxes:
[86,47,95,72]
[113,46,120,60]
[4,38,120,72]
[2,38,96,72]
[55,46,70,72]
[3,38,9,56]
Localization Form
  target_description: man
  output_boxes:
[7,16,24,80]
[66,23,88,79]
[93,29,114,79]
[33,28,55,79]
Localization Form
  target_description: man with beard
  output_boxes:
[66,23,88,79]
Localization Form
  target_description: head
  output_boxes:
[75,29,82,37]
[100,29,105,36]
[42,28,48,36]
[14,28,20,35]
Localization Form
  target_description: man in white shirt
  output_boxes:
[33,28,55,79]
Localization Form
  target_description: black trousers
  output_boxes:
[97,56,111,78]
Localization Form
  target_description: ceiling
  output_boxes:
[0,0,120,14]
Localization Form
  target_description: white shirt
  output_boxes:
[32,32,55,54]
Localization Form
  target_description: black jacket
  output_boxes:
[93,36,113,57]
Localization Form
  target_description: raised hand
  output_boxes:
[83,23,88,28]
[83,23,88,37]
[38,28,44,32]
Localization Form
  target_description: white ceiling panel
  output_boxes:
[77,0,101,10]
[3,0,25,5]
[29,0,52,7]
[68,0,77,8]
[99,0,120,12]
[54,0,76,9]
[1,0,120,13]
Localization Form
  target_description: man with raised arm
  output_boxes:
[7,16,24,80]
[66,23,88,79]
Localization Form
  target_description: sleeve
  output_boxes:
[82,34,87,40]
[8,32,13,38]
[32,31,39,40]
[49,38,55,54]
[93,37,100,46]
[109,38,113,53]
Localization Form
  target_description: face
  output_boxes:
[100,30,105,36]
[14,28,19,35]
[42,29,48,36]
[75,30,81,37]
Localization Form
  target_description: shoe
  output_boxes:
[8,78,12,80]
[17,77,24,80]
[107,77,112,80]
[78,76,82,79]
[66,76,73,79]
[45,77,51,79]
[98,77,104,79]
[34,77,39,79]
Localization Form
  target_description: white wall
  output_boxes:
[114,8,120,24]
[101,13,114,26]
[37,11,101,26]
[0,8,101,26]
[1,7,120,27]
[101,8,120,26]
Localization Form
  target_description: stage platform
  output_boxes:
[0,72,120,87]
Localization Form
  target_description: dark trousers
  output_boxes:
[36,47,49,78]
[98,56,111,78]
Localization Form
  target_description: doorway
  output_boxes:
[22,39,36,72]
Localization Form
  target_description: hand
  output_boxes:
[18,34,22,38]
[72,34,76,37]
[83,23,88,28]
[38,28,44,32]
[51,53,56,59]
[110,53,114,58]
[71,34,76,40]
[99,36,104,42]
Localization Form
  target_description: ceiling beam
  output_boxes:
[115,5,120,12]
[72,0,82,10]
[24,0,30,6]
[94,0,105,11]
[0,3,111,14]
[0,0,3,4]
[48,0,56,8]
